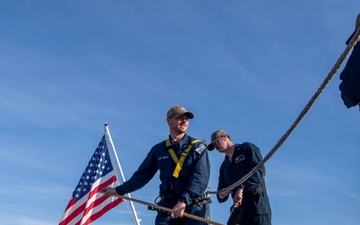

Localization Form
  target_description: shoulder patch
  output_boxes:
[195,143,206,154]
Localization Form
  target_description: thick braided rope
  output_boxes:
[207,26,360,195]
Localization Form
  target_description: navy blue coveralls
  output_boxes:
[115,134,210,225]
[339,38,360,108]
[217,142,271,225]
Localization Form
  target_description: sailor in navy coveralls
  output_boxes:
[207,130,271,225]
[100,106,210,225]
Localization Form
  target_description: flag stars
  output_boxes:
[64,135,122,223]
[70,136,115,201]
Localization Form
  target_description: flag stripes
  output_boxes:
[59,135,124,225]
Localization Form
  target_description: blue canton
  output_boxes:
[72,135,114,201]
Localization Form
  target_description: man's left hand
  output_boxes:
[233,188,243,206]
[99,187,118,196]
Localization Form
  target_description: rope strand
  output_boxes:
[207,26,360,195]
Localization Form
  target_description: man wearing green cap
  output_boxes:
[101,106,210,225]
[207,130,271,225]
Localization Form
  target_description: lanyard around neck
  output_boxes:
[166,139,200,178]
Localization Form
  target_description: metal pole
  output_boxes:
[104,122,141,225]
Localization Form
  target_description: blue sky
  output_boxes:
[0,1,359,225]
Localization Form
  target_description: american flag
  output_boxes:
[59,135,124,225]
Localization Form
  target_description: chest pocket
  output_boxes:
[166,139,200,178]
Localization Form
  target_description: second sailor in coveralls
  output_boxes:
[207,130,271,225]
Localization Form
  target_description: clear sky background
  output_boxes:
[0,1,359,225]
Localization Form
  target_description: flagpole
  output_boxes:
[104,122,141,225]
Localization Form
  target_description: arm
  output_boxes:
[100,147,158,196]
[339,41,360,108]
[216,165,229,203]
[115,148,158,195]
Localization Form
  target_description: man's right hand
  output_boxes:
[171,201,186,219]
[219,190,231,199]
